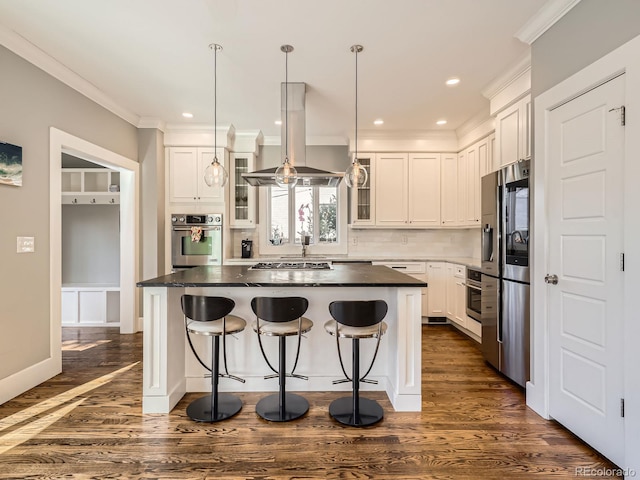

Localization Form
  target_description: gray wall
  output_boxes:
[62,205,120,284]
[532,0,640,98]
[0,45,137,381]
[139,129,166,278]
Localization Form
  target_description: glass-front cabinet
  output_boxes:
[349,153,375,226]
[229,153,256,228]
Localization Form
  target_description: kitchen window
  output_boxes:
[259,182,348,255]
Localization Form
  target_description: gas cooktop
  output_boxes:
[250,261,332,270]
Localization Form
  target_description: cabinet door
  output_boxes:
[478,136,490,177]
[230,153,255,228]
[350,154,376,226]
[169,148,199,202]
[408,153,441,227]
[440,154,458,226]
[375,153,408,226]
[457,152,468,225]
[454,275,467,328]
[198,148,225,202]
[426,262,446,316]
[445,263,456,320]
[522,96,532,161]
[495,101,521,168]
[465,145,481,225]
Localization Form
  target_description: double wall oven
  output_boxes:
[171,213,223,270]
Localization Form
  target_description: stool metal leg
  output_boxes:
[186,335,242,423]
[256,336,309,422]
[329,337,383,427]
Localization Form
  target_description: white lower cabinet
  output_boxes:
[61,285,120,326]
[426,262,447,316]
[427,261,480,341]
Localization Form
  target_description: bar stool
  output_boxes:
[325,300,388,427]
[251,296,313,422]
[181,294,246,422]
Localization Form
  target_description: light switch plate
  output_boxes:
[17,236,35,253]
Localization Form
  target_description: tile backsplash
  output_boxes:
[229,226,480,260]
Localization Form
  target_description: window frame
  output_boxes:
[258,181,348,256]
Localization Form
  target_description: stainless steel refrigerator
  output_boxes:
[480,160,530,388]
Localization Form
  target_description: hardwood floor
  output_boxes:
[0,325,618,479]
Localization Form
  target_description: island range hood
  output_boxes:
[242,82,343,187]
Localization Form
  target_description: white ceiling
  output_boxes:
[0,0,553,142]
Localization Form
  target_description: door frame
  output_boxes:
[531,35,640,470]
[50,128,139,337]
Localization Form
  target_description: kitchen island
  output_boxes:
[137,264,426,414]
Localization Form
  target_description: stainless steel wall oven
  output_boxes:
[171,213,223,269]
[465,267,482,323]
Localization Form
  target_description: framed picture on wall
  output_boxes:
[0,141,23,187]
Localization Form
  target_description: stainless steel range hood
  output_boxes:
[242,82,343,187]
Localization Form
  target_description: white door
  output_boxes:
[547,74,625,466]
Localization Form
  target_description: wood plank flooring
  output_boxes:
[0,325,619,479]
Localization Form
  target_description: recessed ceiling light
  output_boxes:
[374,119,384,126]
[275,120,282,125]
[182,112,194,118]
[445,77,460,86]
[436,120,447,125]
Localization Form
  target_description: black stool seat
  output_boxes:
[182,295,246,423]
[325,300,388,427]
[251,296,312,422]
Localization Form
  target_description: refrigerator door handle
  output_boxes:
[482,225,494,262]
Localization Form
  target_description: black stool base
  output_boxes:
[329,396,383,427]
[256,393,309,422]
[186,393,242,423]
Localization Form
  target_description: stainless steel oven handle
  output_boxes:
[465,283,482,291]
[172,226,219,231]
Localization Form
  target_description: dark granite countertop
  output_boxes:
[137,264,427,288]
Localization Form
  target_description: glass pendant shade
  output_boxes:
[275,157,298,189]
[344,156,368,188]
[204,156,228,187]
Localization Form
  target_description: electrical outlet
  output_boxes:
[17,236,35,253]
[402,235,408,245]
[352,236,358,246]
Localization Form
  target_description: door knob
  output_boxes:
[544,274,558,285]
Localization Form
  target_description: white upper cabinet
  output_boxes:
[440,153,458,226]
[374,153,441,227]
[494,95,531,170]
[229,153,256,228]
[408,153,441,227]
[375,153,409,226]
[168,147,226,204]
[349,154,376,226]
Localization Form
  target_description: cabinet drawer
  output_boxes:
[453,264,465,278]
[372,262,426,274]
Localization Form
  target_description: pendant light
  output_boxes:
[204,43,229,188]
[344,44,368,188]
[275,44,298,189]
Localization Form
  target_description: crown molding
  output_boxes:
[138,117,166,131]
[482,52,531,101]
[455,107,492,139]
[515,0,583,45]
[0,24,140,127]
